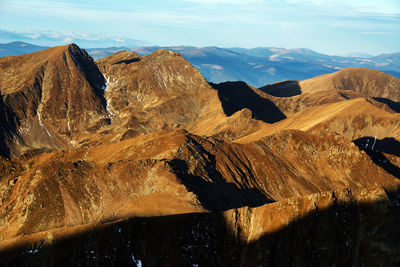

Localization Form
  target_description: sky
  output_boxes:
[0,0,399,55]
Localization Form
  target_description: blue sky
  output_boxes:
[0,0,399,55]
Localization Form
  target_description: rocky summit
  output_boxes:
[0,44,400,266]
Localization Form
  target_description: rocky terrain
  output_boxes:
[0,44,399,266]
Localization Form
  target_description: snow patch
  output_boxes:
[371,136,376,150]
[106,99,117,116]
[211,65,223,70]
[376,62,389,66]
[131,254,142,267]
[102,74,117,117]
[102,75,118,90]
[8,129,15,137]
[356,59,373,62]
[38,112,53,138]
[18,122,31,135]
[26,248,39,254]
[201,64,224,70]
[269,54,280,61]
[365,138,369,149]
[263,67,276,75]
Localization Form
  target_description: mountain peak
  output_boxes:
[0,43,107,157]
[152,48,181,57]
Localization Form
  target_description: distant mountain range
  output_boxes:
[0,29,147,48]
[1,41,399,87]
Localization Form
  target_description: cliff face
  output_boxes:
[0,45,400,266]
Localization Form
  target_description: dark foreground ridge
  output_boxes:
[1,187,399,267]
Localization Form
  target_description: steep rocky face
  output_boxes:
[0,44,107,157]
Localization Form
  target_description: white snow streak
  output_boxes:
[101,75,110,90]
[102,74,117,117]
[106,99,117,116]
[371,136,377,150]
[38,112,53,137]
[131,254,142,267]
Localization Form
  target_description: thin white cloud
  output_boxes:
[182,0,264,4]
[287,0,400,14]
[27,33,41,39]
[1,0,301,29]
[0,29,145,47]
[1,0,399,53]
[3,0,397,30]
[360,31,400,35]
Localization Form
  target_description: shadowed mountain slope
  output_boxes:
[1,186,399,266]
[210,81,286,123]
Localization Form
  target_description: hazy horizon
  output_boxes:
[0,0,399,55]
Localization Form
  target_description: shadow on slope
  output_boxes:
[259,80,301,97]
[167,136,271,211]
[373,98,400,113]
[354,137,400,179]
[2,189,399,266]
[0,95,17,158]
[112,58,140,65]
[68,44,110,113]
[210,81,286,123]
[168,158,271,211]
